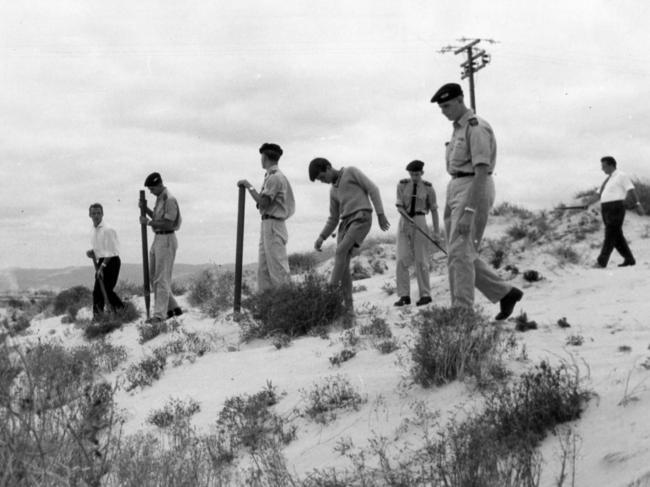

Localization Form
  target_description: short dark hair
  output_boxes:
[89,203,103,213]
[601,156,617,168]
[263,151,281,163]
[308,158,332,182]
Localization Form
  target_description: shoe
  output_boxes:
[416,296,432,306]
[394,296,411,307]
[145,317,164,325]
[167,307,183,319]
[618,259,636,267]
[592,262,606,269]
[495,287,523,321]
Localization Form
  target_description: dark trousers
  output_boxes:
[598,201,634,266]
[93,256,125,316]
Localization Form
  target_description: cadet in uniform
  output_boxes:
[309,157,390,313]
[431,83,522,320]
[394,160,440,307]
[238,143,295,291]
[139,172,183,323]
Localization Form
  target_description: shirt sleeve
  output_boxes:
[621,173,634,191]
[261,174,282,199]
[396,183,404,209]
[163,195,179,222]
[468,124,494,167]
[350,167,385,215]
[427,186,438,211]
[319,188,340,239]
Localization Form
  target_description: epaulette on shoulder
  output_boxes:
[400,179,409,184]
[268,168,277,175]
[423,181,432,187]
[468,117,479,127]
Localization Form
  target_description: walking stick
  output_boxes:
[92,257,110,312]
[397,208,447,255]
[139,190,151,319]
[234,184,246,313]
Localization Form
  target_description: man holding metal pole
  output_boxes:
[139,172,182,324]
[86,203,124,319]
[238,143,295,292]
[431,82,522,320]
[394,160,441,307]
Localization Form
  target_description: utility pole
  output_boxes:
[440,38,494,113]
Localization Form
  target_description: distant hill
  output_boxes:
[0,263,256,293]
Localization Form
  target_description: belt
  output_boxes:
[407,211,427,217]
[261,215,284,221]
[450,171,493,178]
[155,230,175,235]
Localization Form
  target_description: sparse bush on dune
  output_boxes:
[1,312,31,337]
[125,354,166,391]
[242,272,345,340]
[302,375,366,424]
[491,201,534,219]
[53,285,93,319]
[188,267,249,318]
[288,250,319,274]
[147,397,201,429]
[80,301,141,339]
[506,221,530,241]
[137,316,179,344]
[632,177,650,215]
[552,244,581,265]
[409,306,514,387]
[482,237,511,269]
[115,280,144,298]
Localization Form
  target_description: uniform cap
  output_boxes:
[406,160,424,172]
[259,143,283,158]
[430,83,463,104]
[144,172,163,187]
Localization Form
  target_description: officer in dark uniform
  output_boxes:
[394,160,440,306]
[431,82,522,320]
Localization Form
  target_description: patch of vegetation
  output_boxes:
[147,397,201,428]
[329,348,356,367]
[506,221,531,241]
[523,269,542,282]
[137,317,179,344]
[565,334,584,346]
[80,301,141,339]
[359,315,392,339]
[216,382,296,454]
[482,237,511,269]
[125,354,167,391]
[369,258,388,275]
[288,250,319,274]
[491,201,534,219]
[514,311,538,332]
[114,280,143,298]
[633,178,650,215]
[1,312,31,337]
[553,244,581,265]
[242,273,345,339]
[301,375,366,424]
[375,338,399,354]
[151,329,213,367]
[90,340,128,373]
[381,280,396,296]
[409,306,512,387]
[53,285,93,319]
[188,267,249,318]
[350,260,372,280]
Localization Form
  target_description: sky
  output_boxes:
[1,0,649,269]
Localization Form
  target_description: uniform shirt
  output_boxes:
[260,165,295,220]
[396,179,437,215]
[153,188,182,230]
[600,170,634,203]
[446,109,497,175]
[319,166,385,239]
[91,221,120,258]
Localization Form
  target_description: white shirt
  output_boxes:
[91,221,120,258]
[600,170,634,203]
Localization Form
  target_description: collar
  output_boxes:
[265,165,279,176]
[333,168,344,187]
[453,108,474,129]
[94,220,105,230]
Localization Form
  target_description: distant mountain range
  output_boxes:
[0,263,255,293]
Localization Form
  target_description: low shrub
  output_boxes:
[565,334,584,346]
[359,316,392,339]
[151,330,212,366]
[301,375,366,424]
[632,178,650,215]
[329,349,356,367]
[381,281,396,296]
[82,301,141,339]
[125,355,166,391]
[137,317,179,344]
[350,260,372,280]
[506,221,530,241]
[288,251,319,274]
[147,397,201,428]
[491,202,534,219]
[188,267,248,318]
[114,280,143,298]
[53,285,93,318]
[514,312,538,332]
[409,306,510,387]
[216,382,296,453]
[375,338,399,354]
[90,340,128,373]
[243,273,345,339]
[171,279,188,296]
[553,244,581,265]
[482,237,511,269]
[2,313,31,336]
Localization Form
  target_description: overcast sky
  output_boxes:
[1,0,649,269]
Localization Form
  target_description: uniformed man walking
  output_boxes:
[431,83,522,320]
[139,172,183,324]
[309,158,390,313]
[86,203,125,318]
[394,160,440,307]
[238,143,295,291]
